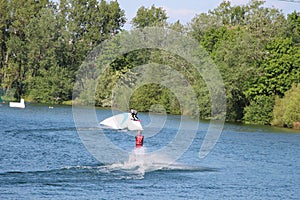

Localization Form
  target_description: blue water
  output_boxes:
[0,104,299,199]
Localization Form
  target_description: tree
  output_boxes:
[129,84,180,114]
[212,29,262,121]
[243,95,275,125]
[0,0,9,84]
[1,0,48,99]
[243,0,286,44]
[55,0,74,74]
[272,83,300,128]
[190,0,286,45]
[27,65,73,103]
[25,7,58,78]
[189,12,221,42]
[246,37,300,98]
[209,1,247,26]
[199,26,228,53]
[23,6,74,103]
[189,0,299,123]
[132,5,168,28]
[168,20,186,34]
[286,11,300,43]
[67,0,126,71]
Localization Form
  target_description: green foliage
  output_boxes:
[2,0,48,99]
[287,11,300,43]
[132,5,168,28]
[199,27,228,53]
[272,83,300,128]
[129,84,180,115]
[245,37,300,98]
[0,0,299,128]
[211,29,261,121]
[168,20,186,33]
[93,40,209,117]
[188,0,299,123]
[0,0,125,103]
[26,7,58,76]
[243,95,275,125]
[27,65,73,103]
[67,0,126,70]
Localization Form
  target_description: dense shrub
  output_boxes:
[243,95,275,125]
[272,83,300,128]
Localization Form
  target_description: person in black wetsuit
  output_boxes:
[130,109,139,121]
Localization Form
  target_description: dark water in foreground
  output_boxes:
[0,104,299,199]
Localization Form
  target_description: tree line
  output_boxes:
[0,0,299,128]
[0,0,125,103]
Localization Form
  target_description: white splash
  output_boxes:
[107,147,176,175]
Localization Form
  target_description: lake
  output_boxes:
[0,104,299,199]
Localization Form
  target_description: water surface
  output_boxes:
[0,104,299,199]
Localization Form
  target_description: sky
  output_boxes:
[115,0,300,29]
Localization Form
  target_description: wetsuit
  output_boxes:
[131,109,138,120]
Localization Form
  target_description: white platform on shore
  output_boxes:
[9,98,25,108]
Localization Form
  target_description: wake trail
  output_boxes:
[102,147,218,176]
